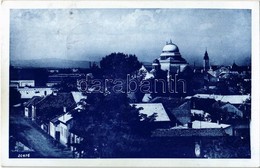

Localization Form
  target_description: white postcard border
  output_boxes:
[1,0,259,167]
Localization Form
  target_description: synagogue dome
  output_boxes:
[162,43,179,53]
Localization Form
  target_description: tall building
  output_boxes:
[203,49,210,71]
[156,40,189,74]
[150,39,193,96]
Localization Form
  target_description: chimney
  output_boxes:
[188,122,193,129]
[63,106,67,113]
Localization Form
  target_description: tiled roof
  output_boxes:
[172,101,191,125]
[130,103,170,122]
[189,94,250,104]
[36,92,76,110]
[221,103,243,117]
[152,128,228,137]
[24,96,44,108]
[150,97,184,109]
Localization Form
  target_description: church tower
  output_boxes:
[203,49,210,71]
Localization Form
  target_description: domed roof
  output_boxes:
[162,42,179,53]
[160,40,181,57]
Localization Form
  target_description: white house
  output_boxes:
[24,96,44,118]
[49,115,62,140]
[58,112,74,146]
[10,80,35,88]
[18,87,53,99]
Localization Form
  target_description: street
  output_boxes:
[10,113,72,158]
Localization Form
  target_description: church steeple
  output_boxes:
[203,49,210,71]
[204,49,209,60]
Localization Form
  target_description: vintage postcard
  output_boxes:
[1,0,259,167]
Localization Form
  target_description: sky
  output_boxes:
[10,9,251,65]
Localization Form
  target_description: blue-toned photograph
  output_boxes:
[9,8,251,158]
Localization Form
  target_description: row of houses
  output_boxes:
[23,91,86,152]
[22,90,249,156]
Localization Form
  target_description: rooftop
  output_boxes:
[38,92,75,107]
[71,91,87,104]
[152,128,228,137]
[130,103,170,122]
[187,94,250,104]
[172,101,191,125]
[184,120,230,129]
[220,103,243,117]
[152,120,231,137]
[24,96,44,108]
[58,112,73,124]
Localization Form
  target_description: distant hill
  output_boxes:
[142,62,152,66]
[10,58,96,68]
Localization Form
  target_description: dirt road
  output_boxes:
[10,114,72,158]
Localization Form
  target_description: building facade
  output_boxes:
[156,40,189,74]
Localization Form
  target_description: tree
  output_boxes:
[100,53,142,79]
[9,87,21,107]
[71,92,155,158]
[90,62,102,78]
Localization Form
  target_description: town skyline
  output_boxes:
[10,9,251,66]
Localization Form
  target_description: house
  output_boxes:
[49,115,62,140]
[171,101,191,126]
[49,104,86,147]
[152,120,232,137]
[24,96,44,118]
[186,94,250,106]
[148,97,186,123]
[58,112,74,146]
[138,65,154,80]
[214,66,230,77]
[10,80,35,88]
[206,73,219,83]
[220,103,243,118]
[68,128,85,158]
[130,103,172,128]
[18,87,53,99]
[24,92,77,133]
